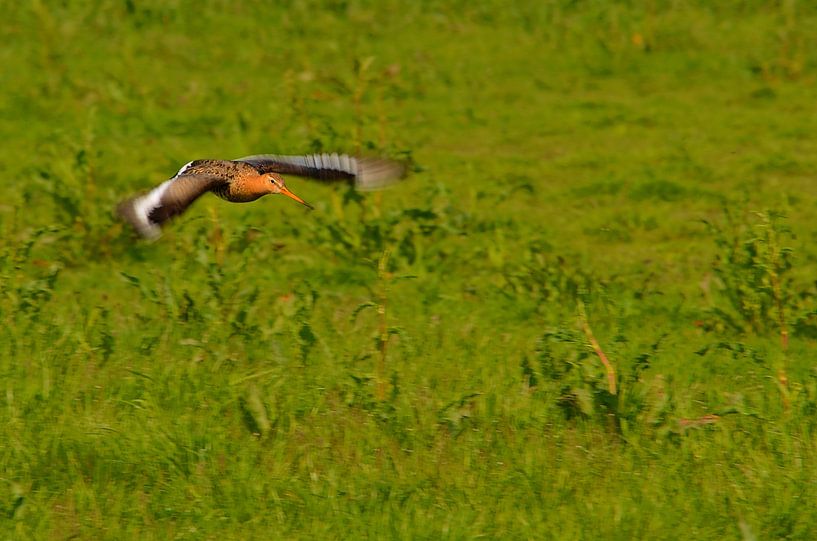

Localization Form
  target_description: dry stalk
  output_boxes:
[678,414,720,430]
[577,300,617,395]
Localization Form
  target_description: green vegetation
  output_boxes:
[4,1,817,538]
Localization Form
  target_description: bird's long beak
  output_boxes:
[279,185,313,210]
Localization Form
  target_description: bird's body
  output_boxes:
[172,160,270,202]
[117,153,404,239]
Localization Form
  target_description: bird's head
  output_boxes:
[264,173,313,209]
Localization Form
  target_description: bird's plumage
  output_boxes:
[237,153,405,190]
[117,153,405,239]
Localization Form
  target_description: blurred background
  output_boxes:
[3,1,817,538]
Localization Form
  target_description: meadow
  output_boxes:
[3,1,817,538]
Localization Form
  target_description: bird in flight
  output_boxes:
[117,153,405,239]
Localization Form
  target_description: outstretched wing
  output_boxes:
[117,173,226,239]
[236,153,405,191]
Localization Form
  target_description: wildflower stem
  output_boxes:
[577,300,617,395]
[763,214,790,408]
[376,250,391,401]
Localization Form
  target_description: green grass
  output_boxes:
[3,1,817,538]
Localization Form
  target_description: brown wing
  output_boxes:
[235,153,405,190]
[117,173,226,239]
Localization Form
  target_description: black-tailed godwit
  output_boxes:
[117,153,404,239]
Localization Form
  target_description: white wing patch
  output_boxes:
[129,179,174,239]
[124,162,194,239]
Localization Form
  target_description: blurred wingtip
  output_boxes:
[354,156,409,191]
[116,197,162,240]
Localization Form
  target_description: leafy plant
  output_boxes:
[535,323,617,421]
[703,209,804,345]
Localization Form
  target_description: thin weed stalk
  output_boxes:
[768,244,791,408]
[765,221,788,352]
[376,249,391,401]
[760,212,790,408]
[577,300,616,395]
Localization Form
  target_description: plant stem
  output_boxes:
[763,215,790,408]
[766,228,788,351]
[577,300,617,395]
[376,250,391,401]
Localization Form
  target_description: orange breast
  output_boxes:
[225,173,270,202]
